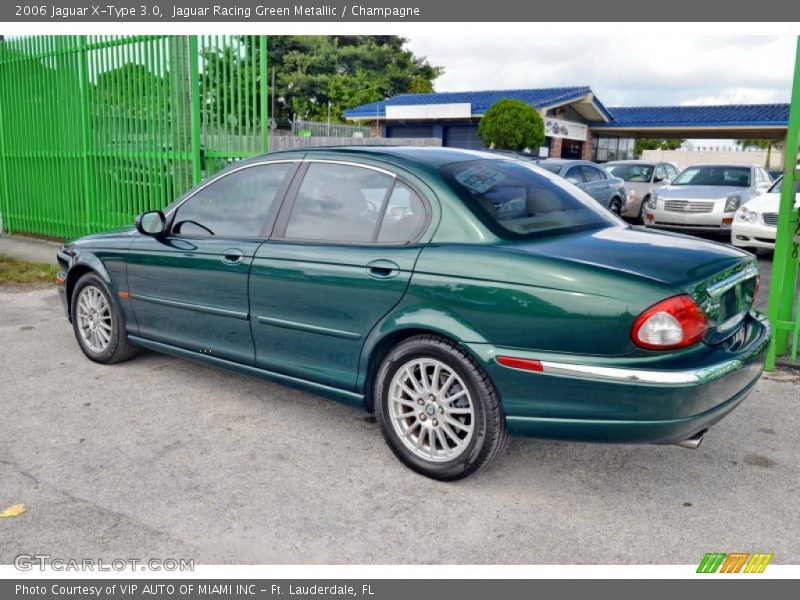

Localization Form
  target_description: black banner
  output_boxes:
[3,579,799,600]
[2,0,799,22]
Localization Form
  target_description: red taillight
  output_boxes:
[631,295,707,351]
[496,356,543,372]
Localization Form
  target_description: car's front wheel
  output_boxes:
[375,334,508,480]
[609,197,623,216]
[639,196,649,223]
[71,272,139,364]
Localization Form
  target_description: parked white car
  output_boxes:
[644,164,773,234]
[732,177,800,250]
[605,160,679,222]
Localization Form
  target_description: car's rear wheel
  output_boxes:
[609,197,623,216]
[375,334,508,480]
[71,272,139,364]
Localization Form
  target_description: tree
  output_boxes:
[634,138,684,158]
[279,36,441,123]
[737,139,779,168]
[477,99,545,151]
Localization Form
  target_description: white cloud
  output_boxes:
[406,35,795,107]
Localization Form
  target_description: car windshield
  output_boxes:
[672,166,751,187]
[440,159,618,240]
[768,176,800,193]
[606,163,654,182]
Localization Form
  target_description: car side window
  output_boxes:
[377,182,426,243]
[172,163,293,237]
[580,165,605,182]
[284,163,394,243]
[581,165,606,182]
[655,164,667,181]
[665,164,678,180]
[564,166,584,184]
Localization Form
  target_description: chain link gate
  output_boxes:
[0,35,269,240]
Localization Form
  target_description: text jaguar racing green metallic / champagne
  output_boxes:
[56,147,770,480]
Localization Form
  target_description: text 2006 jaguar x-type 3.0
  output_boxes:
[56,147,770,480]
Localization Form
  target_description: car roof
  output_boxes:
[605,160,659,165]
[536,159,592,166]
[260,145,507,168]
[683,163,756,169]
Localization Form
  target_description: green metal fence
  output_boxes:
[0,35,268,240]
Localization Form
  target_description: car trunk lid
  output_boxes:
[507,226,758,344]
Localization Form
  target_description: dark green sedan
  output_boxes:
[56,147,770,480]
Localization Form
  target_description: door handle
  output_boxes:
[366,259,400,279]
[222,248,245,265]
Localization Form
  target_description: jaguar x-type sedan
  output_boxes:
[56,147,770,480]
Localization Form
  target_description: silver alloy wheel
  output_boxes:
[77,285,112,353]
[388,358,475,463]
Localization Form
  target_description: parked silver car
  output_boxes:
[605,160,679,222]
[537,159,627,215]
[644,163,773,234]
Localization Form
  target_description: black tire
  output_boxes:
[609,197,622,216]
[638,196,649,224]
[70,272,139,364]
[375,334,508,481]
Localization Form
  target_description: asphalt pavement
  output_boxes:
[1,286,798,564]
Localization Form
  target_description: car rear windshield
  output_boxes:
[606,163,654,182]
[440,159,617,240]
[672,166,751,187]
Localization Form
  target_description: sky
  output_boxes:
[406,35,795,108]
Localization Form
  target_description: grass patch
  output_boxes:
[0,256,59,285]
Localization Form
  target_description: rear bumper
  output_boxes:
[467,311,770,444]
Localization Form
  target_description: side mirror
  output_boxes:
[653,175,664,183]
[135,210,166,236]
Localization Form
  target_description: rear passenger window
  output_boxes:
[285,163,393,243]
[173,162,293,237]
[581,166,604,182]
[377,182,426,243]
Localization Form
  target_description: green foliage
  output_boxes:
[737,139,776,150]
[634,138,684,157]
[241,36,439,124]
[477,99,545,151]
[737,139,778,168]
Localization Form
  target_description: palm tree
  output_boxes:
[737,139,780,169]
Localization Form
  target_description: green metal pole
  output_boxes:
[78,35,96,234]
[766,35,800,369]
[259,35,268,154]
[188,36,202,185]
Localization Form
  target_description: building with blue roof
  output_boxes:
[344,87,790,162]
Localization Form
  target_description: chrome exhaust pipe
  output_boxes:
[675,431,705,450]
